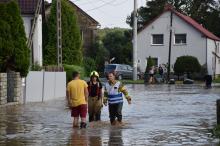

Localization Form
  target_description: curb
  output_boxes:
[0,102,20,108]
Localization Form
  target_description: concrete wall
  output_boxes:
[207,39,220,75]
[22,15,42,66]
[25,71,66,103]
[0,73,7,105]
[137,11,207,72]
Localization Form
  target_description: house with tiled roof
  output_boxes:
[137,5,220,76]
[0,0,43,66]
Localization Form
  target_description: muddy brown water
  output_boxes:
[0,84,220,146]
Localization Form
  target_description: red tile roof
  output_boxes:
[138,5,220,41]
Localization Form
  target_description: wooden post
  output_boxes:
[217,99,220,125]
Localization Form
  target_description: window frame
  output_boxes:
[151,34,164,46]
[174,33,187,45]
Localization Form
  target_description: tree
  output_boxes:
[44,0,82,65]
[174,56,201,77]
[83,57,97,76]
[102,29,132,65]
[0,1,30,77]
[126,0,220,37]
[88,38,109,72]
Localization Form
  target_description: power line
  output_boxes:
[100,0,129,6]
[86,0,115,11]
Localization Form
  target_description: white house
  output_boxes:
[19,0,43,66]
[137,5,220,76]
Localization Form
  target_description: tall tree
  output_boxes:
[88,37,109,72]
[102,29,132,65]
[44,0,82,65]
[0,1,30,77]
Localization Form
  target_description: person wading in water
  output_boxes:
[66,71,88,129]
[104,72,132,125]
[87,71,103,122]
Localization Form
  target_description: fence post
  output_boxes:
[217,99,220,125]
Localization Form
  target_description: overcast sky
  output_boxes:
[47,0,145,28]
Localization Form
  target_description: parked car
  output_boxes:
[104,64,142,80]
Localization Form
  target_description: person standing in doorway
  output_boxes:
[149,66,155,84]
[87,71,103,122]
[66,71,89,128]
[104,72,131,125]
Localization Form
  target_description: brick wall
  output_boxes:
[0,73,7,105]
[7,72,22,103]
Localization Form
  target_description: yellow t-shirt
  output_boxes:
[67,79,88,107]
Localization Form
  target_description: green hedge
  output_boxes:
[174,56,201,75]
[63,64,85,82]
[83,57,96,76]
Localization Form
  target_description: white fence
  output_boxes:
[24,71,66,103]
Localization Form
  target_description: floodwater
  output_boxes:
[1,84,220,146]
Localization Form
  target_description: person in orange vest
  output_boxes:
[87,71,103,122]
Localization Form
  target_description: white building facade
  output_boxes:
[137,7,220,76]
[22,14,42,66]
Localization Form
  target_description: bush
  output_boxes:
[145,56,154,73]
[174,56,201,77]
[63,64,85,82]
[31,62,42,71]
[83,57,96,76]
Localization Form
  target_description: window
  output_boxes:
[175,34,187,45]
[152,34,164,45]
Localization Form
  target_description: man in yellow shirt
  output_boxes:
[66,71,88,128]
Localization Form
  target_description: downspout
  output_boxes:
[206,38,208,74]
[214,40,218,79]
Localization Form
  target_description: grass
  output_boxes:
[121,80,144,84]
[214,77,220,83]
[211,125,220,138]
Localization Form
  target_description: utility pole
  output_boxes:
[57,0,62,66]
[167,11,173,81]
[133,0,138,80]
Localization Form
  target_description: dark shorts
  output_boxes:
[71,104,87,118]
[149,74,154,77]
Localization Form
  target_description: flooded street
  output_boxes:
[1,84,220,146]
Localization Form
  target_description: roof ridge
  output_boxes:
[138,5,220,41]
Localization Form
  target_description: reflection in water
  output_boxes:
[67,129,103,146]
[89,134,102,146]
[67,130,88,146]
[108,128,123,146]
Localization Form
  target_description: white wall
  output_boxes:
[22,15,43,66]
[26,71,44,102]
[22,16,32,39]
[137,11,207,72]
[25,71,66,103]
[207,39,220,75]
